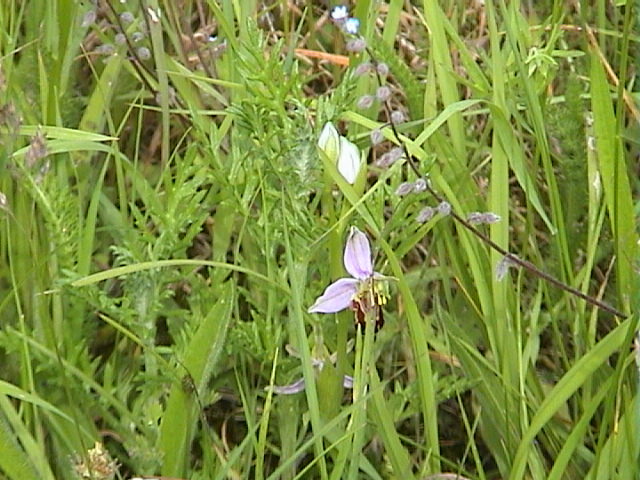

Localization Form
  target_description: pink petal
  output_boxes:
[343,227,373,279]
[308,278,359,313]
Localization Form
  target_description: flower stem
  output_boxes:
[348,306,377,476]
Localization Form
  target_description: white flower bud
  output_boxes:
[318,122,340,163]
[337,137,361,184]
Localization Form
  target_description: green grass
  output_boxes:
[0,1,638,479]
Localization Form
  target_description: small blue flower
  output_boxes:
[331,5,349,21]
[344,17,360,35]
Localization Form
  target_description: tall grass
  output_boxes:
[0,0,637,479]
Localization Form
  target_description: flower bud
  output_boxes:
[318,122,340,162]
[436,201,451,216]
[356,94,374,109]
[376,62,390,77]
[370,129,383,145]
[395,182,414,196]
[96,43,115,55]
[337,137,361,184]
[417,206,435,223]
[496,255,517,281]
[375,146,403,168]
[81,10,96,28]
[354,62,372,76]
[120,11,135,24]
[346,38,367,53]
[137,46,151,59]
[467,212,501,224]
[413,178,428,193]
[376,85,391,101]
[390,110,406,125]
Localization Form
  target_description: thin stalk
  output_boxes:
[347,303,377,479]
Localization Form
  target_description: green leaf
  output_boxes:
[158,281,235,477]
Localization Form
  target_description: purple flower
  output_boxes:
[308,227,385,314]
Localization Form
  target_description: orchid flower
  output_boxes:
[308,227,388,329]
[318,122,362,184]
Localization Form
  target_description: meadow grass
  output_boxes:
[0,1,638,479]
